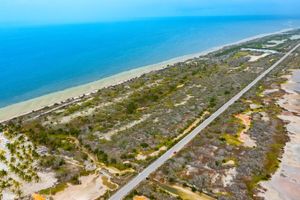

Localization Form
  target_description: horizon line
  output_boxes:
[1,14,300,28]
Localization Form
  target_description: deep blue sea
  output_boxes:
[1,16,300,108]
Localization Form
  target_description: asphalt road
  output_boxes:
[109,43,300,200]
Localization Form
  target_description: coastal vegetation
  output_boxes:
[0,29,299,199]
[126,35,300,200]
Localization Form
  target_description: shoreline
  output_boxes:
[0,27,297,123]
[259,69,300,200]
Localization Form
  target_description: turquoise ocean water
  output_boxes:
[1,16,300,107]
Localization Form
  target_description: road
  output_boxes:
[109,43,300,200]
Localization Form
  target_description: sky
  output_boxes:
[1,0,300,25]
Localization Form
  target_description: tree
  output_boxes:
[140,143,149,148]
[126,101,137,114]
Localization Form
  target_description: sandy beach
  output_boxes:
[0,28,296,123]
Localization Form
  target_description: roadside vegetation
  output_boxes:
[126,35,300,200]
[1,29,299,199]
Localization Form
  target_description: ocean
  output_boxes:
[1,16,300,108]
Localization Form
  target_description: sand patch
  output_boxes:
[259,69,300,200]
[136,146,167,161]
[135,154,147,161]
[0,132,57,198]
[52,174,108,200]
[174,95,193,107]
[277,93,300,114]
[260,112,270,122]
[172,185,215,200]
[158,182,215,200]
[58,107,98,124]
[0,132,10,171]
[247,53,270,62]
[21,172,57,196]
[185,165,198,176]
[235,113,256,148]
[222,167,237,187]
[222,160,235,166]
[99,114,151,140]
[242,47,278,62]
[250,103,262,110]
[241,48,278,54]
[177,84,185,88]
[262,89,279,96]
[290,35,300,40]
[263,39,286,48]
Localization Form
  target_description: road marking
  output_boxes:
[109,43,300,200]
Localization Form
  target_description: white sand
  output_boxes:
[0,132,10,171]
[247,53,270,62]
[0,131,57,199]
[236,113,257,148]
[241,48,278,54]
[263,39,287,48]
[222,167,237,187]
[171,185,215,200]
[52,174,108,200]
[290,35,300,40]
[250,103,262,110]
[174,95,193,107]
[262,89,279,96]
[259,70,300,200]
[99,114,151,140]
[0,28,297,123]
[21,172,57,196]
[260,112,270,122]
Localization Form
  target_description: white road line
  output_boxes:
[109,43,300,200]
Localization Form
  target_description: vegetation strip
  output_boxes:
[110,44,300,200]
